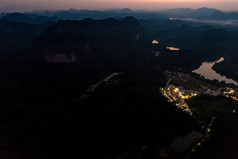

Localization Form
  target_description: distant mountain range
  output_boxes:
[0,13,6,18]
[36,7,238,20]
[1,7,237,25]
[0,8,165,23]
[160,7,238,20]
[1,12,58,24]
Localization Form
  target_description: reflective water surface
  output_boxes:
[192,57,238,85]
[170,131,202,153]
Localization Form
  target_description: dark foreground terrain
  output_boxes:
[0,9,238,158]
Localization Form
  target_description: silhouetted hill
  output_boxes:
[121,16,139,25]
[197,25,214,32]
[0,20,54,54]
[34,17,143,62]
[31,8,167,20]
[161,8,194,17]
[0,20,39,32]
[193,7,219,18]
[43,16,140,39]
[0,13,6,18]
[105,8,133,13]
[41,9,134,20]
[229,12,238,19]
[161,7,238,20]
[1,13,58,24]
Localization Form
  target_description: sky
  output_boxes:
[0,0,238,12]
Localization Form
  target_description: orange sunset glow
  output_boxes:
[0,0,237,12]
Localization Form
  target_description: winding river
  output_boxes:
[192,57,238,85]
[80,72,121,99]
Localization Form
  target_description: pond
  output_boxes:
[170,131,202,153]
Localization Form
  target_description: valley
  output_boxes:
[0,8,238,159]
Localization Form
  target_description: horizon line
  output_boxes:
[1,7,238,13]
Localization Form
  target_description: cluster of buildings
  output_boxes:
[161,84,197,115]
[223,87,238,101]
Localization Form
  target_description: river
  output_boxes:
[80,72,121,99]
[192,57,238,85]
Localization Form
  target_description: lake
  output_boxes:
[170,131,202,153]
[192,57,238,85]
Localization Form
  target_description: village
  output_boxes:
[161,71,238,115]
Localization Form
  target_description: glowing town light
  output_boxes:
[207,128,211,133]
[166,47,180,51]
[169,18,176,21]
[152,40,159,44]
